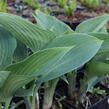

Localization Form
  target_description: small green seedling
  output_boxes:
[64,0,76,15]
[80,0,100,7]
[57,0,67,7]
[57,0,77,15]
[23,0,41,9]
[0,0,7,12]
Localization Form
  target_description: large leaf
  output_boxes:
[0,47,72,101]
[34,10,73,35]
[0,12,56,51]
[89,33,109,61]
[76,15,109,33]
[0,27,16,70]
[36,33,103,83]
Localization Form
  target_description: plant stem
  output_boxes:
[30,95,36,109]
[24,97,31,109]
[30,84,41,109]
[67,71,77,99]
[43,78,59,109]
[5,98,11,109]
[0,104,2,109]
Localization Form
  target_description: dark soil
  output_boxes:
[50,1,109,16]
[7,0,35,23]
[42,0,109,29]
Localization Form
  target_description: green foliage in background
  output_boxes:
[57,0,77,15]
[0,0,7,12]
[80,0,109,7]
[23,0,41,9]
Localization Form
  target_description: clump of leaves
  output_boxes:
[0,10,109,109]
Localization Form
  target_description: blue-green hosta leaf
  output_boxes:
[80,76,104,94]
[15,83,38,97]
[89,33,109,61]
[36,33,103,83]
[0,71,10,88]
[76,15,109,33]
[13,40,28,62]
[0,12,56,51]
[86,76,104,92]
[0,27,16,70]
[34,10,73,35]
[0,47,72,101]
[81,61,109,93]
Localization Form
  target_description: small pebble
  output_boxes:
[38,0,45,4]
[22,14,30,18]
[47,3,58,7]
[8,2,15,6]
[16,1,23,5]
[76,7,86,11]
[14,4,19,8]
[23,6,30,10]
[107,98,109,104]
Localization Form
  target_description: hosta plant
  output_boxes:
[34,11,109,108]
[75,15,109,101]
[0,10,108,109]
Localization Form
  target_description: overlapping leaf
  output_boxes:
[36,33,103,82]
[89,33,109,61]
[0,47,72,100]
[0,71,10,88]
[0,12,104,102]
[13,40,28,62]
[80,33,109,92]
[0,12,56,51]
[76,15,109,33]
[0,27,16,70]
[34,10,73,35]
